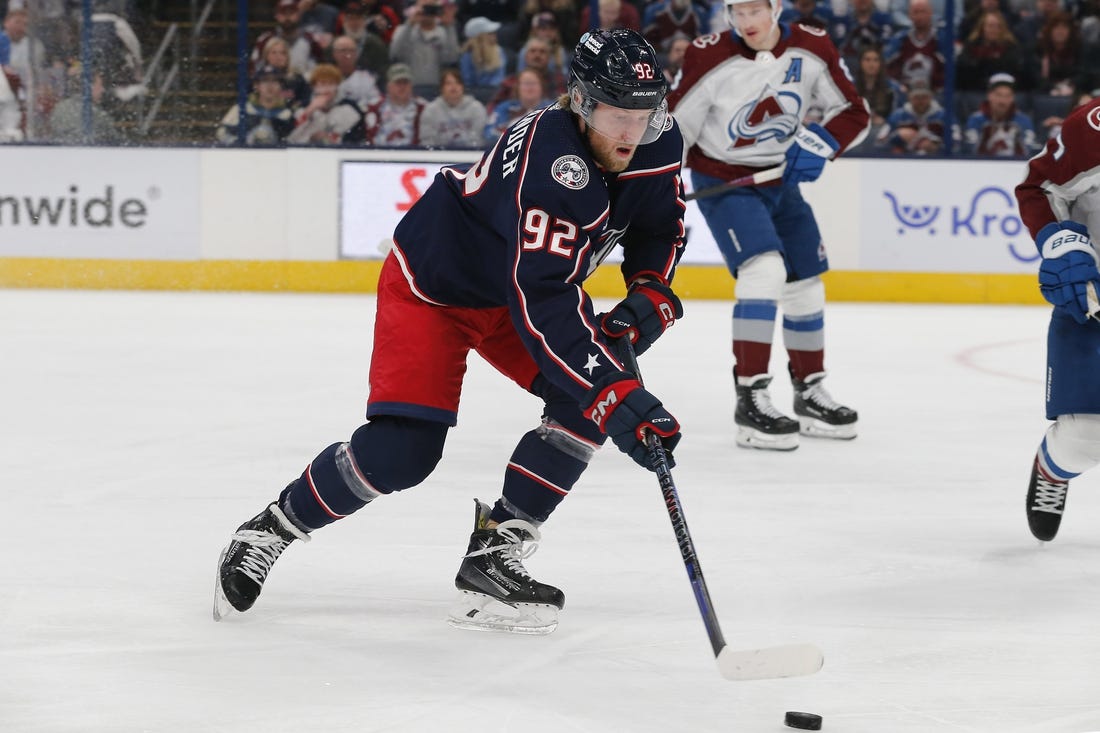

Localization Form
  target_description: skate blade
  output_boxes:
[446,591,559,635]
[735,426,799,451]
[212,547,234,622]
[797,416,857,440]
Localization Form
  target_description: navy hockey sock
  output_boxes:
[491,428,589,525]
[282,417,448,531]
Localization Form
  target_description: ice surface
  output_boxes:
[2,289,1098,733]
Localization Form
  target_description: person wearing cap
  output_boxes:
[459,16,505,88]
[363,62,427,146]
[963,72,1038,156]
[883,78,947,155]
[518,0,578,49]
[517,11,569,77]
[249,0,326,80]
[388,0,460,87]
[216,63,296,146]
[332,0,390,76]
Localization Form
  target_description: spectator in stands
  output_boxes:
[883,0,947,92]
[482,66,548,144]
[3,8,46,90]
[23,0,74,69]
[418,67,486,147]
[579,0,642,34]
[1034,11,1084,95]
[47,64,125,144]
[288,62,365,144]
[517,12,568,76]
[459,16,505,88]
[485,37,564,112]
[86,8,144,122]
[959,0,1017,42]
[216,63,296,146]
[344,0,399,45]
[964,72,1038,155]
[662,32,690,84]
[1011,0,1062,51]
[0,63,24,142]
[642,0,708,52]
[298,0,340,45]
[334,0,389,77]
[831,0,895,70]
[456,0,522,50]
[1038,87,1097,139]
[956,10,1029,90]
[389,0,461,87]
[250,0,326,78]
[849,43,903,152]
[779,0,834,30]
[364,62,427,146]
[883,78,947,155]
[518,0,578,49]
[258,36,312,109]
[332,34,382,108]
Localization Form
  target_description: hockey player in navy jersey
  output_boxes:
[667,0,869,451]
[1015,97,1100,542]
[213,28,687,634]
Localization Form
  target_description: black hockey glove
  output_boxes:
[600,281,683,356]
[582,372,681,470]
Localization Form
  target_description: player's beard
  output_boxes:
[584,126,637,173]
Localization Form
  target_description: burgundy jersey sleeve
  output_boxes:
[790,25,870,154]
[1015,99,1100,241]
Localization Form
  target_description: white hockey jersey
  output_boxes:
[667,24,870,183]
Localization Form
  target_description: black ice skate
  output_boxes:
[447,499,564,635]
[213,502,310,620]
[1026,458,1070,542]
[791,368,858,440]
[734,369,800,451]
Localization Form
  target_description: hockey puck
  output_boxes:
[784,711,823,730]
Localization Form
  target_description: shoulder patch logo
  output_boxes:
[693,33,721,49]
[552,155,590,190]
[1088,106,1100,132]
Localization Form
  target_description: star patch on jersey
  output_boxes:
[552,155,590,190]
[584,353,600,375]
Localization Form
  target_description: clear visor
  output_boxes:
[582,98,669,146]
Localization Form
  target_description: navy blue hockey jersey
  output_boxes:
[390,103,686,404]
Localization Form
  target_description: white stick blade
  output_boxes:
[716,643,824,681]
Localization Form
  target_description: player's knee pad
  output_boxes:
[781,276,825,317]
[734,251,786,301]
[349,416,448,493]
[1043,414,1100,474]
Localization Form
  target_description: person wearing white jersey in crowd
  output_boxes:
[667,0,869,451]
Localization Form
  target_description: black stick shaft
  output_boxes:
[616,338,727,656]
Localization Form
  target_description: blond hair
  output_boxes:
[464,32,503,73]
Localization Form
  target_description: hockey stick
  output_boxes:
[1087,281,1100,322]
[684,163,787,202]
[615,337,824,681]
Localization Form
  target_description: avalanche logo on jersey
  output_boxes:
[728,84,802,149]
[552,155,590,190]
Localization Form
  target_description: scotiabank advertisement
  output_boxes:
[0,148,200,259]
[339,160,727,265]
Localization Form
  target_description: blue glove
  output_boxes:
[600,281,684,356]
[783,124,839,185]
[582,373,681,470]
[1037,221,1100,324]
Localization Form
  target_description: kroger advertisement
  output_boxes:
[861,158,1036,273]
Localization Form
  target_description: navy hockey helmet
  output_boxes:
[569,28,669,145]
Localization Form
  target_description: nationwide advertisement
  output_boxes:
[0,147,200,259]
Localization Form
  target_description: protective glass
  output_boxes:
[582,99,669,146]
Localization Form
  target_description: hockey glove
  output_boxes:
[600,281,684,356]
[783,124,839,185]
[1037,221,1100,324]
[582,372,681,470]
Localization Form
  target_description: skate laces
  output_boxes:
[231,529,291,585]
[1032,472,1068,515]
[465,519,541,578]
[801,380,842,411]
[750,385,788,420]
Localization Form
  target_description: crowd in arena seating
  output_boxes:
[2,0,1100,153]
